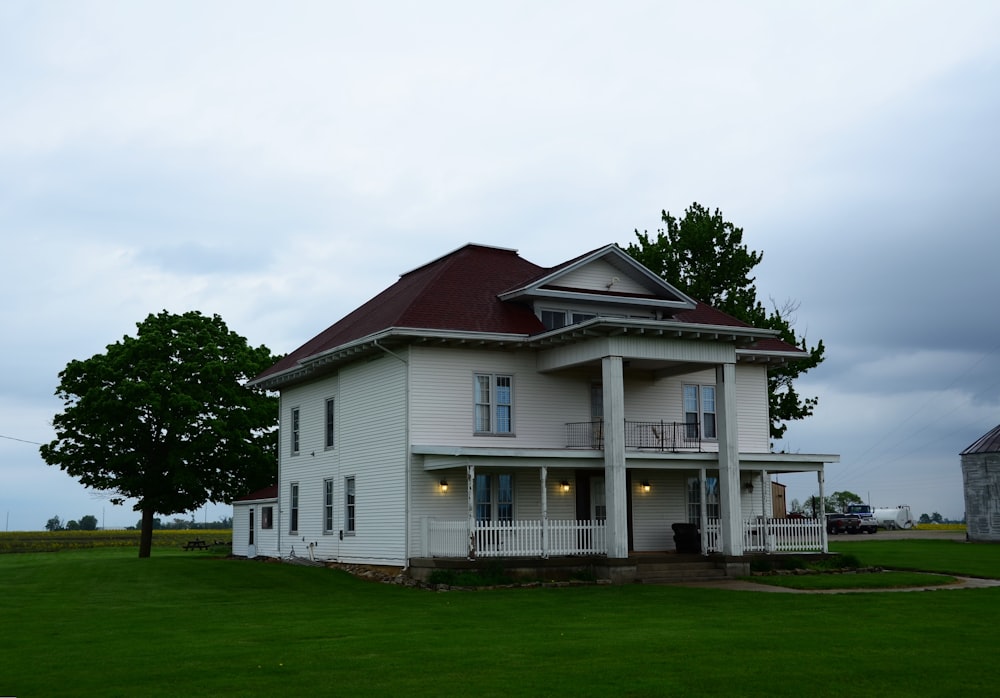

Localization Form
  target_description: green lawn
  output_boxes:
[1,547,999,697]
[830,538,1000,578]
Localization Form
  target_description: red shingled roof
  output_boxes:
[235,484,278,502]
[256,243,804,382]
[259,245,546,380]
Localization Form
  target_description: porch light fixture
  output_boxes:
[439,479,449,493]
[641,481,651,493]
[560,480,570,493]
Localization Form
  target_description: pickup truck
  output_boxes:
[826,513,878,535]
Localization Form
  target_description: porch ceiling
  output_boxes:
[412,445,838,473]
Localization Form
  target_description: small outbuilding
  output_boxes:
[232,485,279,558]
[960,424,1000,542]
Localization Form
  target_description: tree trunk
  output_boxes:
[139,507,155,558]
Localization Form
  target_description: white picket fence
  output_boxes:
[424,518,607,558]
[426,517,821,558]
[705,518,824,553]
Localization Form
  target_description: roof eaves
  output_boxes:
[250,326,533,390]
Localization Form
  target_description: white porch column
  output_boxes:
[540,465,549,559]
[699,467,708,554]
[761,469,769,517]
[818,469,828,553]
[602,356,629,559]
[716,362,743,556]
[466,464,476,559]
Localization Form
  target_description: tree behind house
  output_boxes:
[625,203,825,440]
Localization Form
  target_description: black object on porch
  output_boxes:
[671,522,701,554]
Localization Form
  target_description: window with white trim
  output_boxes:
[289,482,299,533]
[261,506,273,530]
[687,476,720,524]
[474,374,513,434]
[541,309,597,331]
[323,478,334,533]
[344,477,356,534]
[290,407,301,455]
[683,384,717,439]
[475,473,514,522]
[324,398,335,449]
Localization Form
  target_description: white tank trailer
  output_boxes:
[874,506,914,530]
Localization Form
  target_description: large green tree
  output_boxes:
[625,202,825,440]
[41,310,279,557]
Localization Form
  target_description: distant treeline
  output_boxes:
[46,514,233,531]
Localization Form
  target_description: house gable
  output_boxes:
[499,244,697,317]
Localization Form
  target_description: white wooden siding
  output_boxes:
[277,354,408,565]
[629,471,688,551]
[232,501,279,558]
[409,348,771,453]
[558,258,650,295]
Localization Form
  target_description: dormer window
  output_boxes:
[541,309,597,331]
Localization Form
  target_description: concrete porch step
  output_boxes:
[636,560,728,584]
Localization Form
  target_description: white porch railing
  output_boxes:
[704,518,824,554]
[424,518,607,558]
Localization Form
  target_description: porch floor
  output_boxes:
[408,551,751,585]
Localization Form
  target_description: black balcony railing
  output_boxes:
[565,420,703,452]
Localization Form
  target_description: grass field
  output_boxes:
[1,542,999,697]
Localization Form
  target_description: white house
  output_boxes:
[234,243,838,580]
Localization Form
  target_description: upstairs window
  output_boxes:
[474,374,513,434]
[541,310,597,330]
[683,384,717,439]
[290,407,300,455]
[324,398,335,449]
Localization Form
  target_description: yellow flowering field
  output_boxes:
[0,529,232,553]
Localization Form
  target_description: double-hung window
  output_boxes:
[290,407,301,455]
[344,477,356,534]
[323,479,334,533]
[687,476,720,525]
[683,384,717,439]
[541,310,597,330]
[324,398,335,449]
[289,482,299,533]
[475,473,514,522]
[474,374,513,434]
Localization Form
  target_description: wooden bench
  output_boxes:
[182,540,210,550]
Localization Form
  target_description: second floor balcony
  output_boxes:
[565,420,705,452]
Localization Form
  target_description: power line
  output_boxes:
[0,434,45,446]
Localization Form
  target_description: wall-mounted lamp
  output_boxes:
[560,480,571,493]
[440,479,449,493]
[641,481,651,493]
[743,480,754,493]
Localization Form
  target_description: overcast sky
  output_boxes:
[2,1,998,530]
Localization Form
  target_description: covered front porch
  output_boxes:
[414,448,835,562]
